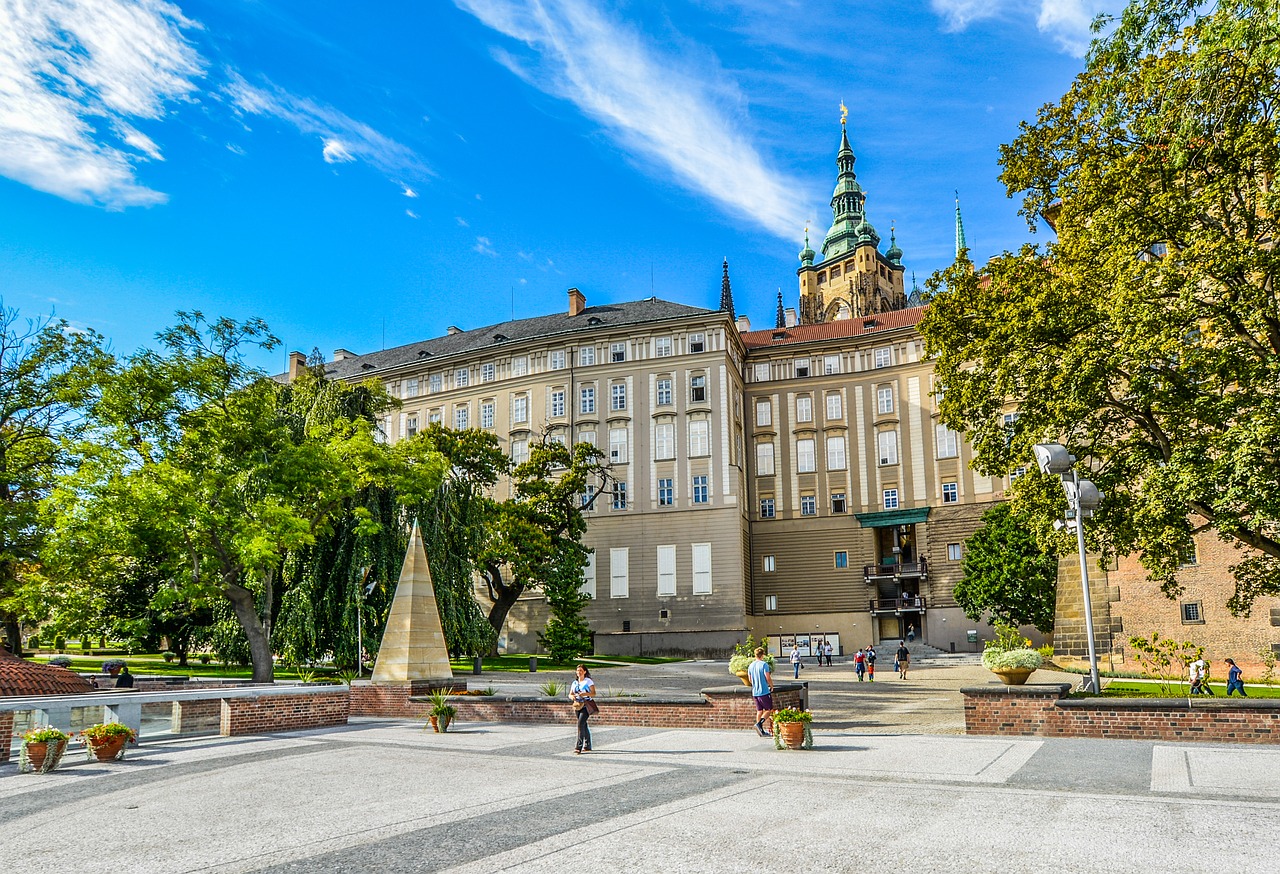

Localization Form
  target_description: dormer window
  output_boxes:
[494,333,509,342]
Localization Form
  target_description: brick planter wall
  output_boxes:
[963,684,1280,744]
[220,690,349,737]
[0,711,12,764]
[350,681,805,730]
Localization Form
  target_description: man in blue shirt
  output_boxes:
[748,647,774,737]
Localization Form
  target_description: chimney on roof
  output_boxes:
[333,348,356,361]
[735,315,751,332]
[287,351,307,382]
[568,287,586,316]
[785,308,797,328]
[446,326,461,336]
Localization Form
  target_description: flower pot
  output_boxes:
[733,670,751,686]
[24,739,67,773]
[778,722,806,750]
[434,713,452,733]
[992,667,1035,685]
[428,715,439,732]
[88,734,128,762]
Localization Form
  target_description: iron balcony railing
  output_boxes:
[868,596,927,613]
[862,559,928,580]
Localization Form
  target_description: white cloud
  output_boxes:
[930,0,1003,31]
[406,209,419,219]
[226,72,428,179]
[456,216,469,227]
[473,236,497,256]
[518,277,527,284]
[455,0,805,239]
[401,184,418,198]
[930,0,1117,56]
[0,0,203,207]
[226,142,247,156]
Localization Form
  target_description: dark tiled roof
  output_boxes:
[0,649,93,697]
[316,298,717,381]
[741,306,926,350]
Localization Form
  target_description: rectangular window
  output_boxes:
[512,356,529,377]
[763,554,776,572]
[611,342,626,363]
[826,392,842,420]
[794,358,810,378]
[658,477,673,506]
[550,389,565,418]
[512,395,528,424]
[831,492,847,514]
[657,545,676,595]
[878,430,898,465]
[942,482,958,504]
[826,435,847,471]
[835,551,848,569]
[692,474,708,504]
[1010,466,1027,480]
[609,428,628,464]
[429,374,442,393]
[883,488,899,509]
[756,442,775,475]
[689,333,705,353]
[579,346,595,366]
[612,481,628,510]
[764,594,778,611]
[481,363,496,383]
[936,425,960,459]
[692,542,712,594]
[947,542,963,561]
[801,495,816,516]
[797,438,816,473]
[405,415,419,438]
[428,409,442,425]
[796,395,813,422]
[454,405,469,429]
[611,383,627,411]
[690,374,707,403]
[455,368,469,388]
[610,547,629,597]
[874,347,892,369]
[549,350,566,370]
[654,337,673,358]
[753,362,770,382]
[824,354,841,375]
[580,386,596,414]
[480,402,495,430]
[404,378,420,398]
[688,420,710,456]
[579,429,596,448]
[1181,601,1204,624]
[756,400,772,427]
[511,439,528,464]
[655,423,674,460]
[877,386,894,414]
[760,497,776,519]
[656,378,673,406]
[580,552,596,598]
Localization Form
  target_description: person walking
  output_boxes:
[748,647,774,737]
[906,623,916,643]
[115,665,135,689]
[896,641,911,679]
[853,647,866,681]
[1225,658,1248,697]
[1190,657,1213,695]
[569,664,596,753]
[865,645,876,681]
[824,641,834,666]
[790,643,803,679]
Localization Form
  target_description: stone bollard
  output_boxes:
[529,657,538,673]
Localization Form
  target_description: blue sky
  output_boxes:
[0,0,1120,369]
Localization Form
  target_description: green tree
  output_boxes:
[954,503,1060,633]
[0,306,112,655]
[920,0,1280,613]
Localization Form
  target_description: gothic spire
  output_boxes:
[822,108,876,259]
[719,258,735,319]
[955,191,968,260]
[775,290,786,329]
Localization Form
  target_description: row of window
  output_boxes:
[750,346,894,383]
[757,482,960,519]
[596,475,711,511]
[581,543,714,599]
[759,542,965,575]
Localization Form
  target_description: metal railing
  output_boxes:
[862,559,928,579]
[868,596,928,613]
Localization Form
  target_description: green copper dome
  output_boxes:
[886,226,903,265]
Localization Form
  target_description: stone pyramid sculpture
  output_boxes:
[371,521,454,684]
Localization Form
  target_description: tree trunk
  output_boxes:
[3,614,21,657]
[485,582,524,650]
[225,581,275,682]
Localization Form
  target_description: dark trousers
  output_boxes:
[1227,679,1247,696]
[576,706,592,750]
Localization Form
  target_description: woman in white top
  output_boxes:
[569,664,597,753]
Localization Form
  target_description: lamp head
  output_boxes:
[1033,443,1076,476]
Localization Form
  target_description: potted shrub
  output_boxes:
[771,708,813,750]
[161,651,176,663]
[81,722,137,762]
[982,624,1044,685]
[20,726,71,773]
[47,655,72,668]
[426,689,457,733]
[728,635,775,686]
[101,658,126,677]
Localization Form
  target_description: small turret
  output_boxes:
[886,224,903,266]
[775,291,786,329]
[719,258,736,319]
[955,191,968,260]
[799,228,815,266]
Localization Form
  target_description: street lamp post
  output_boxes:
[1033,443,1104,693]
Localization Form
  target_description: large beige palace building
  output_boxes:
[309,123,1008,657]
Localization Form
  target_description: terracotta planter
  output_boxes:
[24,739,67,773]
[778,722,806,749]
[992,667,1035,685]
[434,713,452,733]
[733,670,750,686]
[88,734,128,761]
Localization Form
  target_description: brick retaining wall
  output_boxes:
[0,711,11,764]
[350,681,805,730]
[963,684,1280,744]
[220,690,349,736]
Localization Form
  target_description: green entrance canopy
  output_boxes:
[853,507,931,528]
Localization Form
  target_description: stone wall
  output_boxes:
[219,691,350,737]
[1052,553,1121,666]
[963,684,1280,744]
[0,711,12,764]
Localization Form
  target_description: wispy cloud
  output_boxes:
[456,216,469,227]
[473,236,497,256]
[406,209,419,219]
[455,0,806,239]
[930,0,1118,55]
[401,184,418,198]
[226,72,429,179]
[0,0,203,207]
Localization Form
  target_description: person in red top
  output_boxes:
[853,648,866,681]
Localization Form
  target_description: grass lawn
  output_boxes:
[1098,680,1280,699]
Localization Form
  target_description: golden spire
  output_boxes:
[840,101,848,126]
